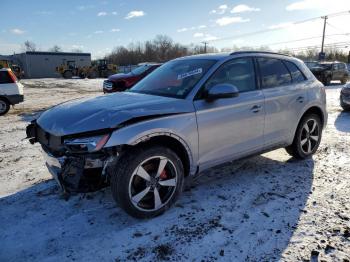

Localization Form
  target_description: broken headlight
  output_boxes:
[64,134,110,153]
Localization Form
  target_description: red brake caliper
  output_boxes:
[159,170,167,180]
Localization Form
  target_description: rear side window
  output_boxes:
[0,71,13,84]
[257,58,291,88]
[284,61,306,83]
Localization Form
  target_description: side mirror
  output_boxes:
[205,84,239,100]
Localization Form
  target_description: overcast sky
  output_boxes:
[1,0,350,58]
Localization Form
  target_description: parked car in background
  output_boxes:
[0,68,24,116]
[103,63,161,93]
[340,83,350,110]
[304,61,319,69]
[309,61,349,85]
[27,51,327,218]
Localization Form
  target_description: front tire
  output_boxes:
[63,70,73,79]
[0,98,10,116]
[341,76,348,85]
[285,114,322,159]
[323,76,331,86]
[111,146,184,218]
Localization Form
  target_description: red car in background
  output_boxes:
[103,63,161,93]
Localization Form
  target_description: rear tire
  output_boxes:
[285,114,322,159]
[110,146,184,218]
[88,71,97,79]
[63,70,73,79]
[0,98,10,116]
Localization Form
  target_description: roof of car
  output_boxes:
[176,51,293,61]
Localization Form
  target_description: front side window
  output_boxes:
[284,61,306,83]
[130,59,216,98]
[203,57,257,93]
[258,58,292,88]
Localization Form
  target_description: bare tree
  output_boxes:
[105,35,350,66]
[48,45,62,52]
[23,41,36,52]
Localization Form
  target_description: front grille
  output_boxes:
[103,80,114,89]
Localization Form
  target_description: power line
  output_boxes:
[200,10,350,44]
[285,41,350,52]
[250,33,350,48]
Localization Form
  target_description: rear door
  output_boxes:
[257,57,308,147]
[194,57,265,168]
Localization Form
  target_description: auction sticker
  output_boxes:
[177,68,203,80]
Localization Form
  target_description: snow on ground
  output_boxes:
[0,79,349,262]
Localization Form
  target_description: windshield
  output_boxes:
[129,59,217,98]
[131,65,152,75]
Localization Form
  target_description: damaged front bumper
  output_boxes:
[42,148,113,193]
[27,121,118,194]
[43,149,108,191]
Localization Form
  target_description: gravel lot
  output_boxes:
[0,79,349,262]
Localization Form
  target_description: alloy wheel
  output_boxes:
[128,156,178,212]
[300,119,320,154]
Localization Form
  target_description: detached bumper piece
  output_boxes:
[43,149,106,195]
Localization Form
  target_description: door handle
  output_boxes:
[251,105,262,113]
[296,96,304,103]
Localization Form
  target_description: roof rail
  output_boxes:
[230,51,292,57]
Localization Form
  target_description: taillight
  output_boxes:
[8,70,18,83]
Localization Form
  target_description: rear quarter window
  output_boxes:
[284,61,307,83]
[0,71,13,84]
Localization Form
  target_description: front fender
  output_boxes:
[104,112,198,175]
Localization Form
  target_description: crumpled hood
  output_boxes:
[108,73,133,81]
[37,92,194,136]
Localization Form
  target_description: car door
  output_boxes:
[194,57,265,169]
[257,57,308,147]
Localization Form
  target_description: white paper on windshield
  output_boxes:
[177,68,203,80]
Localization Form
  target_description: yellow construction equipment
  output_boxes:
[90,59,118,78]
[56,59,117,79]
[0,59,24,79]
[56,61,92,79]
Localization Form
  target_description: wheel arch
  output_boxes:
[301,106,325,127]
[0,96,10,104]
[127,133,194,177]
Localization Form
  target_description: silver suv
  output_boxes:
[26,52,327,218]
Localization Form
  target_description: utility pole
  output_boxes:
[320,15,328,60]
[202,42,208,53]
